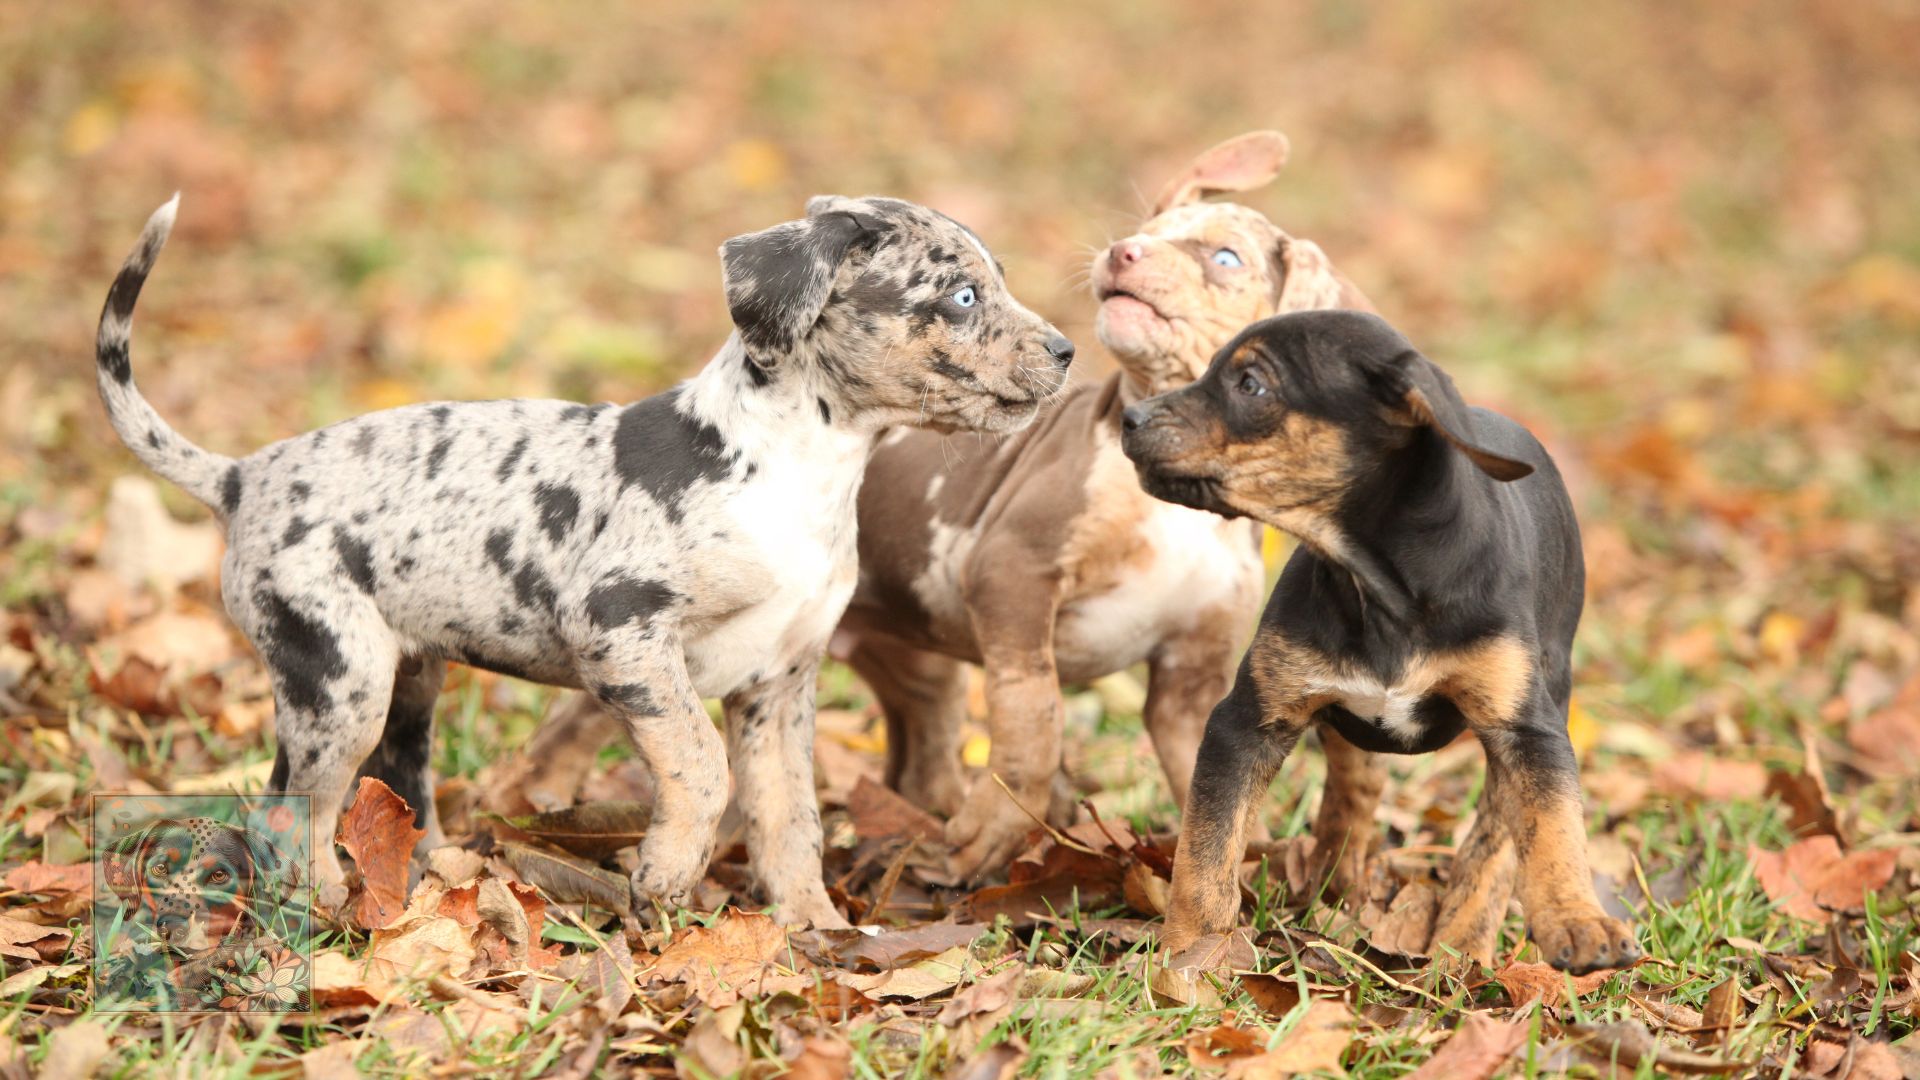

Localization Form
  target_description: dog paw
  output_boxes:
[1527,908,1641,975]
[946,796,1044,882]
[771,891,850,930]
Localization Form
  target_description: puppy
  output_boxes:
[1123,310,1639,974]
[95,195,1071,927]
[844,131,1376,877]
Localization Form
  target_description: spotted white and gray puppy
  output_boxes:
[95,194,1072,928]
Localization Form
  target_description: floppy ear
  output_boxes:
[1274,235,1349,314]
[1378,351,1534,481]
[1153,130,1290,215]
[101,822,160,900]
[720,205,883,357]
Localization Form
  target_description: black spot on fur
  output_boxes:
[593,511,609,537]
[425,436,454,480]
[146,430,162,449]
[289,480,312,503]
[816,397,832,424]
[585,575,678,629]
[221,466,242,515]
[351,426,377,457]
[283,517,314,547]
[534,483,580,544]
[562,404,592,422]
[496,435,529,481]
[395,555,416,578]
[99,337,132,384]
[500,613,523,635]
[254,590,347,713]
[484,529,513,574]
[512,562,558,615]
[611,390,734,523]
[431,405,451,424]
[594,682,661,716]
[332,528,377,594]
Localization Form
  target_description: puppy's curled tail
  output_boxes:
[96,195,240,517]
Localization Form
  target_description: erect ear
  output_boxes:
[1274,235,1347,314]
[1152,130,1290,215]
[1376,350,1534,481]
[720,204,884,357]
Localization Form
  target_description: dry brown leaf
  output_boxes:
[1749,836,1896,921]
[1364,877,1441,957]
[1404,1011,1529,1080]
[499,840,631,909]
[1700,976,1743,1037]
[1557,1020,1748,1074]
[1184,1021,1265,1071]
[364,916,479,987]
[846,776,944,841]
[785,1036,852,1080]
[1653,751,1767,801]
[4,861,91,898]
[1235,972,1303,1020]
[947,1039,1028,1080]
[1496,960,1623,1007]
[482,800,651,861]
[647,911,801,1007]
[1122,858,1170,917]
[0,913,71,962]
[937,961,1026,1026]
[1846,681,1920,779]
[836,945,981,1001]
[1765,767,1842,840]
[40,1018,112,1080]
[338,777,425,929]
[1188,1001,1356,1078]
[830,921,986,970]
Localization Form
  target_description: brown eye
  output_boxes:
[208,870,230,884]
[148,862,170,878]
[1237,372,1267,397]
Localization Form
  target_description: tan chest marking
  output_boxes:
[1249,632,1533,739]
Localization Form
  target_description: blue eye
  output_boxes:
[1211,248,1244,269]
[952,286,977,308]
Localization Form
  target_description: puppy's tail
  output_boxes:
[96,195,241,517]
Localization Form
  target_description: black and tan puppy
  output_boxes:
[1122,309,1638,974]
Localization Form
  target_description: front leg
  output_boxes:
[724,659,847,928]
[578,632,727,916]
[1143,631,1238,814]
[1162,671,1300,953]
[1307,725,1388,902]
[946,572,1064,881]
[1480,702,1639,974]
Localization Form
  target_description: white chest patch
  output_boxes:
[1053,500,1260,681]
[1317,668,1443,746]
[682,445,863,698]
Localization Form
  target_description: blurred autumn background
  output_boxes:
[2,1,1918,1076]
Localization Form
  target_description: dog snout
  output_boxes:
[1122,403,1150,433]
[1044,334,1075,367]
[1108,240,1145,266]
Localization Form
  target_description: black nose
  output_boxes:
[1122,404,1148,433]
[1044,334,1075,366]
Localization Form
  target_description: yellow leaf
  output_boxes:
[355,377,420,412]
[963,733,991,768]
[1758,612,1805,663]
[64,102,118,156]
[1261,527,1293,573]
[726,138,788,192]
[1566,696,1598,759]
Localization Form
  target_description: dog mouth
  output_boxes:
[1097,287,1169,322]
[1131,462,1228,513]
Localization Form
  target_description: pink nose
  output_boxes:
[1108,240,1144,265]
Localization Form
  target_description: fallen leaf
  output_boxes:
[1700,976,1743,1038]
[41,1018,112,1080]
[1653,751,1767,801]
[837,945,982,1001]
[1557,1020,1748,1074]
[1364,877,1441,957]
[338,777,425,929]
[647,911,801,1007]
[1765,767,1842,840]
[364,916,479,986]
[1404,1011,1529,1080]
[1185,1022,1264,1071]
[830,921,986,970]
[785,1036,852,1080]
[1235,1000,1356,1077]
[947,1040,1027,1080]
[1749,836,1896,921]
[937,961,1026,1025]
[481,800,651,861]
[499,840,630,910]
[4,861,91,898]
[1496,960,1623,1007]
[0,913,72,962]
[846,777,944,841]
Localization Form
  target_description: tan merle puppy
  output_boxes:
[1124,310,1639,975]
[95,195,1070,928]
[839,132,1377,878]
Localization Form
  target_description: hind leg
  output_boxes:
[357,655,447,858]
[848,636,969,817]
[257,595,399,913]
[1307,726,1389,902]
